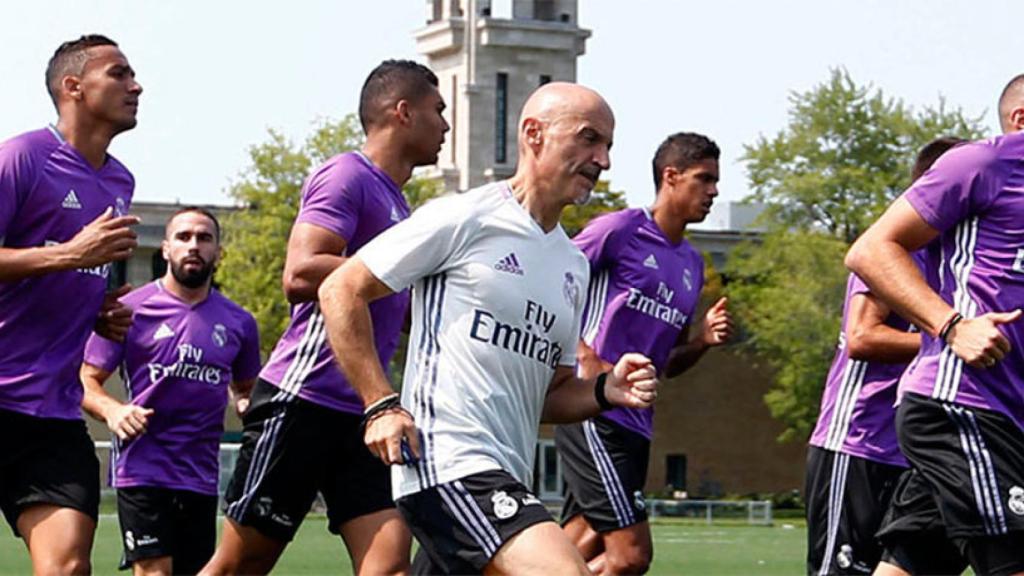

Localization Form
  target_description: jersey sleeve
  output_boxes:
[572,211,627,270]
[82,332,126,373]
[359,194,477,292]
[232,313,262,382]
[903,140,1002,233]
[0,139,37,243]
[294,160,364,243]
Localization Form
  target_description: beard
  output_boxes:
[171,259,214,289]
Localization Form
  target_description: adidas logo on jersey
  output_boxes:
[494,252,524,275]
[643,254,659,269]
[62,189,82,210]
[153,323,175,341]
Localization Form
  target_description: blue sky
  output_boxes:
[1,1,1020,211]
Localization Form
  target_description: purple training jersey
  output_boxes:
[575,208,705,439]
[808,264,930,467]
[898,131,1024,431]
[259,152,410,413]
[83,281,261,495]
[0,126,134,420]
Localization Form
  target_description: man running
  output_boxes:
[555,132,732,575]
[805,137,963,576]
[201,60,448,576]
[81,208,261,575]
[847,75,1024,576]
[319,82,658,576]
[0,34,141,575]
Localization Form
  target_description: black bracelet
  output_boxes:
[361,393,404,432]
[595,373,613,411]
[939,312,964,344]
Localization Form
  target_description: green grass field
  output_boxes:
[0,517,805,575]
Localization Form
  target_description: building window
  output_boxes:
[431,0,442,22]
[666,453,687,491]
[495,72,508,164]
[151,251,167,280]
[539,74,551,86]
[108,260,127,289]
[534,439,562,500]
[534,0,555,21]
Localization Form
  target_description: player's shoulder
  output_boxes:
[121,281,163,306]
[0,127,59,168]
[208,289,257,325]
[418,181,505,220]
[589,206,646,231]
[933,135,1004,175]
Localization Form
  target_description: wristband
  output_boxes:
[938,312,964,344]
[361,393,404,432]
[595,373,613,411]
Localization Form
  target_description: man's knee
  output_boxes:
[33,555,91,576]
[603,546,652,575]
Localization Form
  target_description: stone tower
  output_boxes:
[415,0,590,192]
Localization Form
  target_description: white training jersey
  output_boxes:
[359,181,589,499]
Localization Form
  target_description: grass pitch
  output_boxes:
[0,516,806,574]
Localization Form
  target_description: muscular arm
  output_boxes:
[0,208,139,283]
[542,354,657,424]
[845,292,920,363]
[846,198,945,334]
[663,296,733,379]
[80,362,153,441]
[846,197,1019,368]
[282,222,349,304]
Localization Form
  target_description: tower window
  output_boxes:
[495,73,508,164]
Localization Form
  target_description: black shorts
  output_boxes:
[396,469,552,575]
[804,446,905,575]
[117,486,217,574]
[0,408,99,536]
[223,379,394,541]
[555,417,650,532]
[876,392,1024,576]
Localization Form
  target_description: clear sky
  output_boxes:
[1,1,1020,210]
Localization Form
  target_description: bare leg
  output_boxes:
[18,504,95,576]
[339,509,412,576]
[132,556,172,576]
[197,518,287,576]
[485,521,590,576]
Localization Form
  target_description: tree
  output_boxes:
[560,180,628,236]
[728,69,987,441]
[217,115,439,354]
[744,68,986,243]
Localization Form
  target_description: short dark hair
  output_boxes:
[911,136,965,182]
[999,73,1024,124]
[167,206,221,241]
[652,132,720,189]
[358,60,439,133]
[45,34,118,107]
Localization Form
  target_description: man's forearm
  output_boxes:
[663,338,708,379]
[320,274,394,407]
[284,254,347,303]
[847,239,951,336]
[81,376,121,423]
[542,373,601,424]
[0,244,79,282]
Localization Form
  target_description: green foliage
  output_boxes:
[218,115,438,354]
[726,231,849,442]
[730,69,988,441]
[743,68,986,243]
[560,180,628,236]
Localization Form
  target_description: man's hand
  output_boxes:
[947,310,1022,369]
[64,207,140,268]
[700,297,733,347]
[606,352,658,409]
[365,410,421,466]
[106,404,155,441]
[95,285,133,342]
